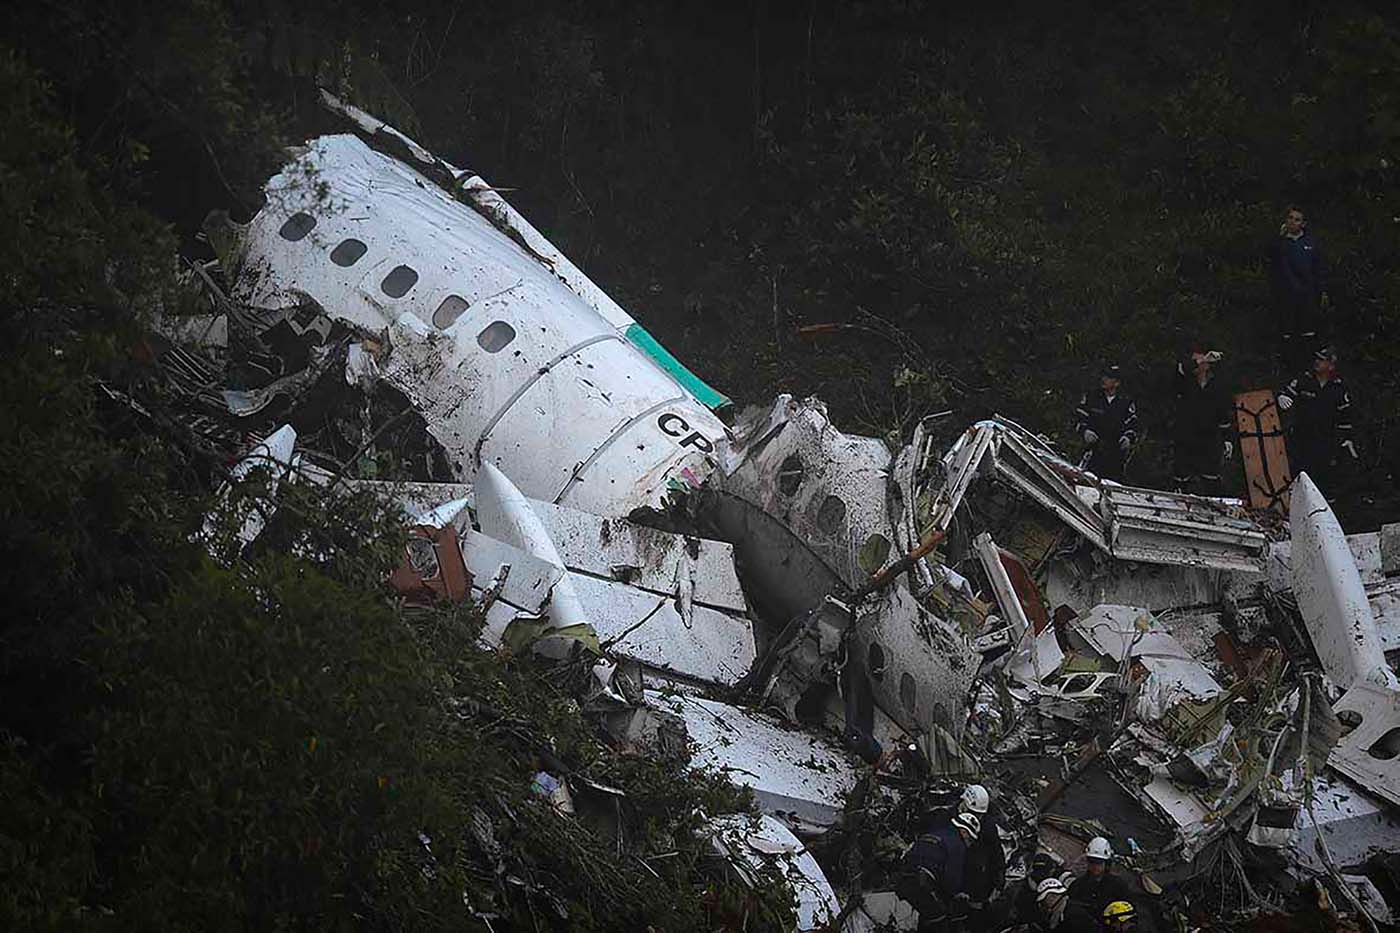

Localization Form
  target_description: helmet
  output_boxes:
[960,783,990,815]
[952,811,981,838]
[1103,901,1136,926]
[1036,877,1069,902]
[1086,836,1114,861]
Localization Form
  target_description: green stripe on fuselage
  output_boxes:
[624,323,731,411]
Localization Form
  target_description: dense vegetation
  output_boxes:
[5,0,1400,929]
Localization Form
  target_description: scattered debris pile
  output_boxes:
[130,92,1400,930]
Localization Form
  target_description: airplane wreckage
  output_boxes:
[128,91,1400,930]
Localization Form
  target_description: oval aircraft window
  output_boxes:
[816,495,847,533]
[900,672,917,716]
[433,295,470,330]
[380,265,419,298]
[278,212,316,242]
[330,238,367,267]
[477,320,517,353]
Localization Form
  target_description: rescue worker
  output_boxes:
[897,810,980,932]
[958,784,1005,928]
[1012,852,1061,926]
[1068,838,1134,919]
[1170,346,1233,494]
[1101,901,1137,931]
[1277,346,1357,496]
[1074,365,1138,482]
[1269,205,1329,367]
[1035,877,1099,932]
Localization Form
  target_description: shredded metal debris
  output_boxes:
[136,92,1400,931]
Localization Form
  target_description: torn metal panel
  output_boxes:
[461,529,564,622]
[1044,553,1263,619]
[852,584,978,739]
[202,423,298,550]
[708,814,841,931]
[716,395,897,588]
[992,424,1108,549]
[475,462,590,642]
[524,497,746,613]
[975,532,1030,644]
[1293,774,1400,873]
[1068,604,1192,662]
[1006,623,1067,688]
[1099,486,1267,573]
[569,573,755,686]
[1329,682,1400,808]
[928,420,998,533]
[648,691,860,834]
[1290,472,1398,690]
[1141,775,1211,828]
[229,132,725,517]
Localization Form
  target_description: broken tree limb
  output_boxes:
[851,529,947,600]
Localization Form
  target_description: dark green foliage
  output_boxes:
[0,39,792,933]
[7,1,1400,927]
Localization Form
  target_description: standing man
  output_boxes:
[1269,205,1329,367]
[896,810,980,932]
[958,784,1005,928]
[1068,838,1134,919]
[1170,346,1234,494]
[1075,364,1139,482]
[1277,346,1357,497]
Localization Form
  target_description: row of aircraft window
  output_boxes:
[278,211,516,352]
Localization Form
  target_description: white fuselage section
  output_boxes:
[232,134,725,517]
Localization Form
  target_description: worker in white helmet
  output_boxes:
[1068,837,1135,923]
[1035,876,1098,932]
[958,783,1005,926]
[895,808,980,931]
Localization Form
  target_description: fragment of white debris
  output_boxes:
[649,691,860,836]
[224,94,729,517]
[200,423,298,554]
[707,814,842,931]
[475,461,597,657]
[1290,471,1399,691]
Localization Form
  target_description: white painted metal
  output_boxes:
[460,529,564,621]
[1068,604,1192,662]
[474,462,589,634]
[524,497,747,613]
[568,573,754,686]
[1292,774,1400,873]
[1328,682,1400,808]
[717,396,896,586]
[204,423,298,548]
[231,132,724,517]
[708,814,841,931]
[1289,472,1397,690]
[649,691,859,834]
[974,532,1030,645]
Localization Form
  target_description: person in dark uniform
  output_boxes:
[1034,877,1099,932]
[1011,852,1061,927]
[1074,365,1139,482]
[1068,838,1135,920]
[957,784,1005,928]
[1277,346,1358,497]
[896,810,979,932]
[1170,346,1234,494]
[1269,205,1329,367]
